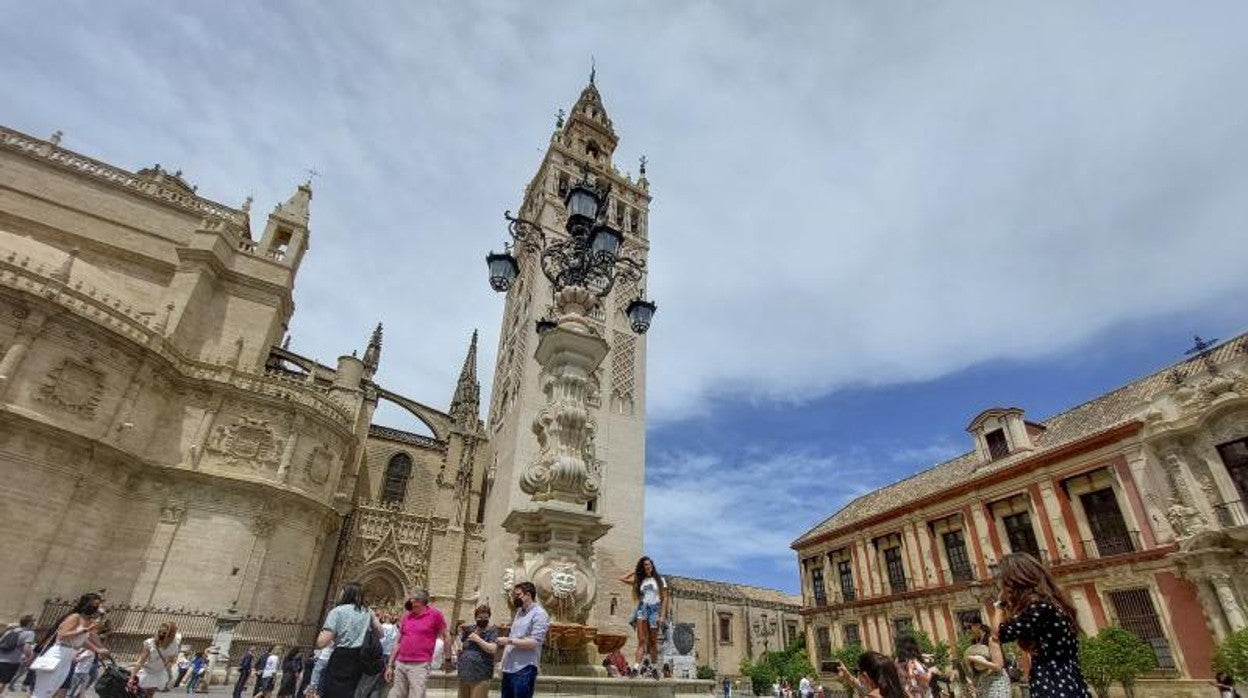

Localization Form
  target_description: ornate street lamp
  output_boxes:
[485,173,657,333]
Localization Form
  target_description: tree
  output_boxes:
[830,644,864,673]
[697,665,717,680]
[740,643,817,695]
[1079,626,1156,698]
[1214,628,1248,683]
[905,629,952,671]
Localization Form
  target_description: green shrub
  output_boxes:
[1079,626,1156,698]
[1214,628,1248,682]
[697,665,717,680]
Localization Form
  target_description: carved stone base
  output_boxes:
[502,505,612,626]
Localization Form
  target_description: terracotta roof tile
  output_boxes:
[666,575,801,609]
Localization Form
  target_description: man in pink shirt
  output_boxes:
[384,588,452,698]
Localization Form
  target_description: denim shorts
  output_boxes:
[632,602,661,628]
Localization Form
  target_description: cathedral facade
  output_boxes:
[0,118,489,650]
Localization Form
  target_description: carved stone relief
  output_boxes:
[1209,408,1248,445]
[304,445,335,485]
[36,357,105,419]
[206,417,285,469]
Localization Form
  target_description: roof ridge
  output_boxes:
[666,574,799,597]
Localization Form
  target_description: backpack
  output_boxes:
[0,627,22,652]
[358,627,384,676]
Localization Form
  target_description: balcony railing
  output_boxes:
[888,575,909,595]
[813,591,828,607]
[1080,530,1141,559]
[840,587,857,602]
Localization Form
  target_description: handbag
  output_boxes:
[29,647,60,672]
[95,657,140,698]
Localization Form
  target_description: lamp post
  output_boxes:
[752,612,778,656]
[483,173,657,638]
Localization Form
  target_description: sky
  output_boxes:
[2,2,1246,595]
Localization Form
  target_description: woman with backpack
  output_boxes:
[315,584,382,698]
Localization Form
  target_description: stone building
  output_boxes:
[0,121,488,648]
[665,576,802,679]
[0,76,661,660]
[792,333,1248,696]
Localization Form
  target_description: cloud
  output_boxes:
[643,448,883,579]
[1,1,1245,426]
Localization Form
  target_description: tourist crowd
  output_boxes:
[0,579,551,698]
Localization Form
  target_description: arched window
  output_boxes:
[381,453,413,505]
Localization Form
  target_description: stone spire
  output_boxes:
[564,76,618,159]
[273,181,313,226]
[362,322,383,376]
[449,330,480,428]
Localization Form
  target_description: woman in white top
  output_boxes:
[31,593,109,698]
[131,622,181,697]
[619,556,667,668]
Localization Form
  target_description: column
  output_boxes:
[1036,482,1076,563]
[969,506,997,566]
[1193,577,1231,642]
[1211,573,1247,631]
[1125,447,1173,542]
[903,524,925,589]
[130,501,186,606]
[277,414,305,483]
[1067,586,1097,636]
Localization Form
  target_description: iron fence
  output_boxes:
[36,599,316,664]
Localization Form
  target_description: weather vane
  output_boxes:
[590,56,596,85]
[304,167,320,183]
[1184,334,1221,375]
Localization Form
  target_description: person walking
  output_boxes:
[255,647,279,698]
[171,648,190,689]
[495,582,548,698]
[233,647,256,698]
[993,552,1090,698]
[619,557,666,670]
[385,589,451,698]
[0,615,37,692]
[835,651,906,698]
[277,648,301,698]
[30,593,108,698]
[316,583,382,698]
[895,635,931,698]
[185,653,208,694]
[963,622,1009,698]
[65,650,95,698]
[454,605,498,698]
[295,651,316,698]
[131,622,181,698]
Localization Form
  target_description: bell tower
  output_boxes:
[480,76,652,638]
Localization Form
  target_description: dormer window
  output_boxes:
[985,428,1010,460]
[967,407,1042,464]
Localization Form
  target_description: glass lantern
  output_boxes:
[486,251,519,292]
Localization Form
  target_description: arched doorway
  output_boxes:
[358,567,405,611]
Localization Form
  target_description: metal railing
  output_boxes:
[35,599,316,664]
[1080,530,1141,559]
[887,575,909,595]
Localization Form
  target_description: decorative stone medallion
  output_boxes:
[206,417,284,468]
[37,357,105,419]
[305,445,334,485]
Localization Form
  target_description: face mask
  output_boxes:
[476,618,489,629]
[513,596,525,609]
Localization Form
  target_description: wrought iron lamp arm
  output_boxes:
[504,210,545,252]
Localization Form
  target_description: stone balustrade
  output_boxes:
[0,124,245,226]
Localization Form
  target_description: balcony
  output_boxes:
[812,591,827,607]
[1080,530,1141,559]
[840,588,857,602]
[888,575,909,595]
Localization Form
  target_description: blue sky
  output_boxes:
[2,2,1245,595]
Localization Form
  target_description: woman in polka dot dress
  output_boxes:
[993,553,1090,698]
